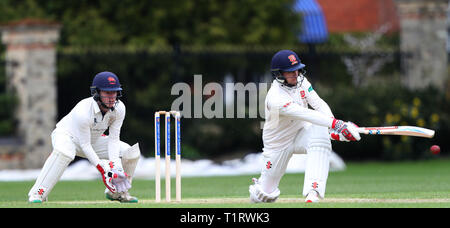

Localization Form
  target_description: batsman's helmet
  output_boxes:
[90,71,122,109]
[270,50,306,87]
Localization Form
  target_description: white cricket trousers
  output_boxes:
[258,123,332,198]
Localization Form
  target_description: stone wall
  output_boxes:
[395,0,448,90]
[0,19,60,169]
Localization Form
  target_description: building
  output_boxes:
[317,0,400,33]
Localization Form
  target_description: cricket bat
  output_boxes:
[357,126,435,138]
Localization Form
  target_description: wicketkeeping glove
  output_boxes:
[96,160,117,193]
[111,169,132,193]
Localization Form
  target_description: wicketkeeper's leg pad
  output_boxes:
[121,143,140,184]
[28,150,73,201]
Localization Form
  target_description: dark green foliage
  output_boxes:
[0,0,300,47]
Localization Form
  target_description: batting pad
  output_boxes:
[303,145,330,198]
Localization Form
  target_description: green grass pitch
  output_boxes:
[1,158,449,208]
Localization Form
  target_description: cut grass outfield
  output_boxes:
[1,158,450,208]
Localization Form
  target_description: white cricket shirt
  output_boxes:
[55,97,125,165]
[262,78,334,152]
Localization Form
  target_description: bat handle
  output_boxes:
[356,127,368,134]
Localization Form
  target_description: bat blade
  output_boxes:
[357,126,435,138]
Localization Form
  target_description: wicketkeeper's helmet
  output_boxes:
[90,71,123,110]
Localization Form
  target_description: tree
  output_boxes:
[0,0,301,47]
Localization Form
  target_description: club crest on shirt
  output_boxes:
[300,90,306,98]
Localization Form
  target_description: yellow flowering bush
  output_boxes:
[322,83,448,160]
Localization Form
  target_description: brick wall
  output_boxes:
[316,0,400,33]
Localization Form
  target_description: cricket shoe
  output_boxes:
[28,194,47,203]
[305,190,320,203]
[249,177,280,203]
[106,191,138,203]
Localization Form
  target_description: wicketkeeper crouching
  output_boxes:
[28,71,141,203]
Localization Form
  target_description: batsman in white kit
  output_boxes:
[28,71,140,203]
[249,50,361,203]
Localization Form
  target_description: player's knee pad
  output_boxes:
[249,182,280,203]
[121,143,140,160]
[308,125,332,152]
[51,130,77,160]
[57,148,76,161]
[292,124,331,155]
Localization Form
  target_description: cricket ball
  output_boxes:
[430,145,440,155]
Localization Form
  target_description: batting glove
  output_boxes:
[331,119,361,141]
